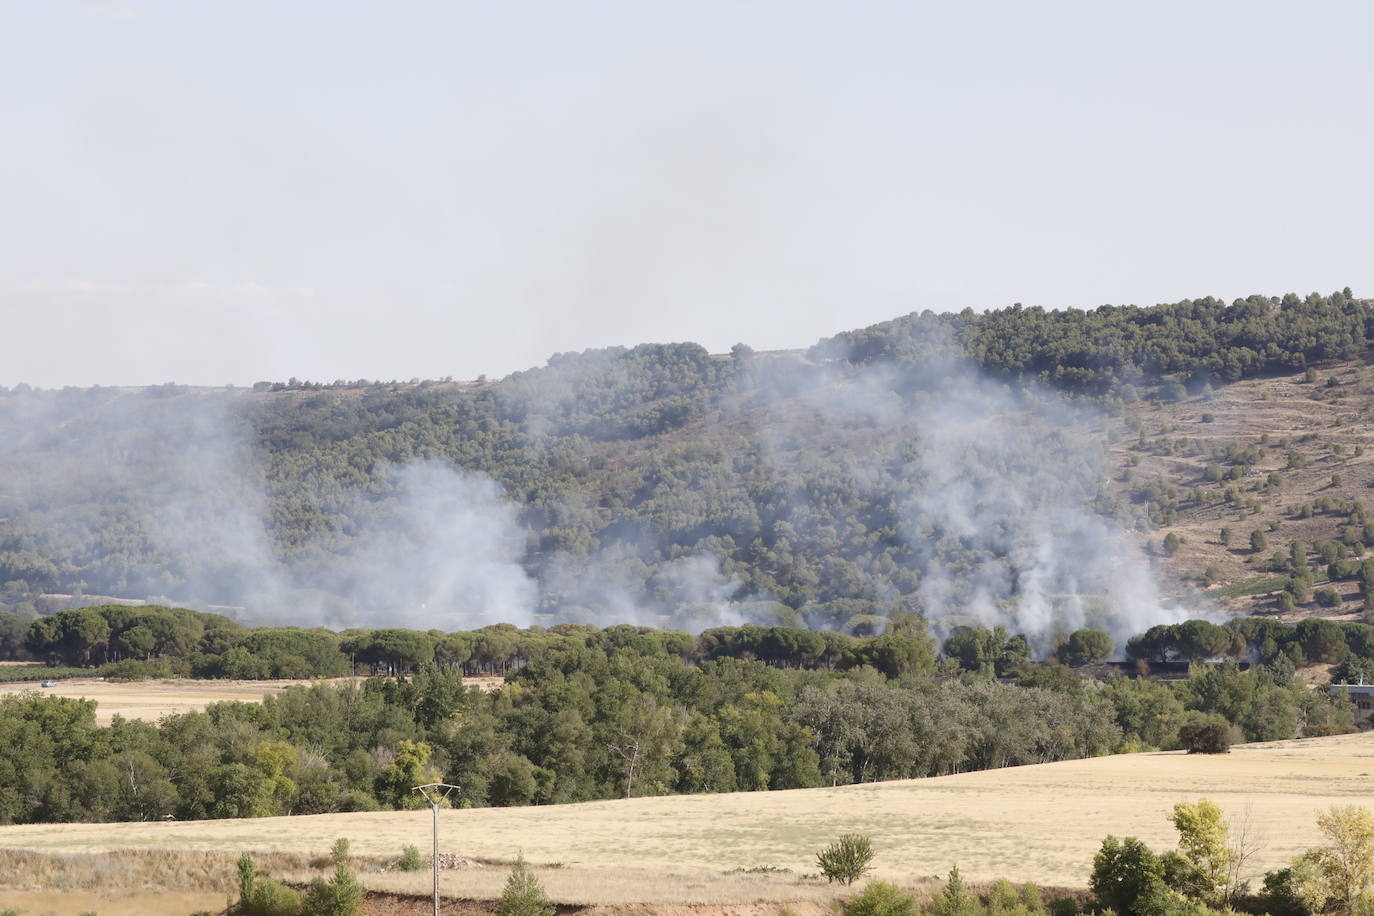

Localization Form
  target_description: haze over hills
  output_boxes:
[0,289,1369,649]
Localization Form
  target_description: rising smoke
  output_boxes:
[0,342,1191,651]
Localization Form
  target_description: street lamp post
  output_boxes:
[412,783,460,916]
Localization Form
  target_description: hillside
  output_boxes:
[4,731,1372,899]
[1108,363,1374,622]
[0,289,1370,646]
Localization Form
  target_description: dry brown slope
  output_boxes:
[1109,359,1374,621]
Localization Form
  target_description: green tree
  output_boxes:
[1252,530,1269,552]
[302,858,364,916]
[496,853,554,916]
[1091,836,1165,916]
[817,834,875,885]
[374,741,438,809]
[1169,798,1236,905]
[931,865,979,916]
[1058,630,1114,667]
[1291,806,1374,916]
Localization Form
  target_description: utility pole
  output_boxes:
[412,783,460,916]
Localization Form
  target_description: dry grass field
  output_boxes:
[0,675,504,725]
[0,677,354,725]
[5,730,1374,915]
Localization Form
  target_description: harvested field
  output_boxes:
[0,677,355,724]
[0,675,501,724]
[5,730,1374,914]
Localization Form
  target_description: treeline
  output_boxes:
[820,289,1369,395]
[14,604,1374,687]
[0,615,1356,825]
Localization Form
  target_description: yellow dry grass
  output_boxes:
[0,675,502,725]
[5,730,1374,908]
[0,677,357,725]
[0,888,228,915]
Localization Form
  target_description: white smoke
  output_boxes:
[0,343,1195,650]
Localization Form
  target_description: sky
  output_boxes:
[1,1,1372,389]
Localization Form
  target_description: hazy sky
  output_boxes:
[2,1,1371,388]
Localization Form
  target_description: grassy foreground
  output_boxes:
[4,730,1373,911]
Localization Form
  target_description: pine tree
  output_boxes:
[497,854,555,916]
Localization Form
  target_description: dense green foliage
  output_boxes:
[0,615,1354,826]
[821,289,1368,393]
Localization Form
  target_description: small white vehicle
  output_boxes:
[40,680,58,687]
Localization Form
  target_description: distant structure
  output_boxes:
[1330,679,1374,722]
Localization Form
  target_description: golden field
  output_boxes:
[0,676,358,725]
[0,675,505,725]
[4,730,1374,914]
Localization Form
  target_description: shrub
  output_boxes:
[497,853,554,916]
[235,852,303,916]
[97,657,175,681]
[1091,836,1164,916]
[1260,867,1307,916]
[817,834,875,885]
[397,844,424,871]
[932,866,979,916]
[1177,714,1238,754]
[1317,587,1343,607]
[1163,532,1182,556]
[329,837,350,866]
[243,878,303,916]
[302,860,364,916]
[986,878,1023,915]
[842,881,919,916]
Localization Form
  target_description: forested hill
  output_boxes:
[0,289,1368,640]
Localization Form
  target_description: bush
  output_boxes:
[496,853,554,916]
[932,866,979,916]
[1317,587,1343,607]
[817,834,875,885]
[986,878,1023,915]
[98,658,173,681]
[842,881,919,916]
[243,878,303,916]
[397,844,424,871]
[235,852,303,916]
[1091,836,1164,916]
[1177,714,1238,754]
[1047,898,1078,916]
[1260,867,1306,916]
[302,860,364,916]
